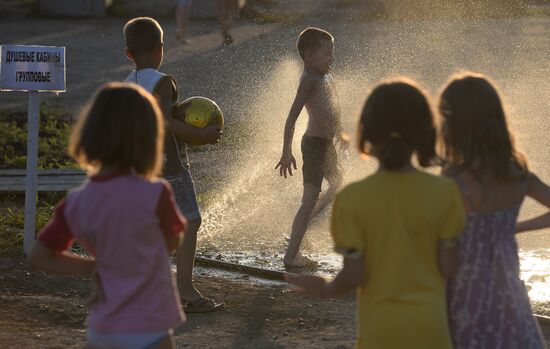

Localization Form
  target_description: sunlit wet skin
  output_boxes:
[283,184,321,269]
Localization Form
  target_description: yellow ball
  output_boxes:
[173,96,224,145]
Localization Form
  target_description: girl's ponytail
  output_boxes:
[358,79,436,170]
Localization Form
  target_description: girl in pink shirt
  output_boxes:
[27,83,187,349]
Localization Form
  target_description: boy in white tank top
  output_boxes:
[123,17,223,313]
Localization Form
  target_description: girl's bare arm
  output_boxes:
[27,241,95,277]
[516,172,550,233]
[285,256,365,298]
[437,244,458,279]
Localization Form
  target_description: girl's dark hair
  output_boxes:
[69,82,164,179]
[358,78,437,170]
[439,72,527,181]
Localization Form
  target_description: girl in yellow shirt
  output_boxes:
[286,78,465,348]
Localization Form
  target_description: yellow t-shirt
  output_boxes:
[331,170,465,349]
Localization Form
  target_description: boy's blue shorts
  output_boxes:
[177,0,192,7]
[166,166,201,222]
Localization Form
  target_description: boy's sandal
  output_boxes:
[182,296,224,313]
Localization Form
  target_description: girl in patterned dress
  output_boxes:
[286,78,466,348]
[439,72,547,349]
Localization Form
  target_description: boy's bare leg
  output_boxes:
[218,0,236,45]
[175,5,190,43]
[311,171,343,218]
[311,185,336,218]
[284,184,320,267]
[176,218,201,301]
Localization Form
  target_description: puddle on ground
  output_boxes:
[190,247,550,316]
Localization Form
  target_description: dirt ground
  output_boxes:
[1,256,549,348]
[0,257,357,348]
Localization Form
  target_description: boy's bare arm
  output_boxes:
[282,77,316,154]
[156,78,221,145]
[155,77,177,122]
[275,77,315,177]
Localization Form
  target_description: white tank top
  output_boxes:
[125,68,165,94]
[125,68,187,174]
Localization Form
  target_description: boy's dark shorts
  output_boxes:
[165,165,201,221]
[301,135,340,191]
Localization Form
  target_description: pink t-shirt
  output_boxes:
[38,172,186,332]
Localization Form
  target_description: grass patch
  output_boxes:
[0,205,25,256]
[0,105,77,170]
[0,193,63,257]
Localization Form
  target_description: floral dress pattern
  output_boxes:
[448,183,545,349]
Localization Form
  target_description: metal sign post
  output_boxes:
[0,44,66,254]
[23,91,40,253]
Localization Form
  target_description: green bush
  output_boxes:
[0,193,65,257]
[0,106,77,169]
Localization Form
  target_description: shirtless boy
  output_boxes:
[275,27,348,270]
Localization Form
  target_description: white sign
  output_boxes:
[0,44,66,92]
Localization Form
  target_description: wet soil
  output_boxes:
[0,256,357,348]
[1,256,550,348]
